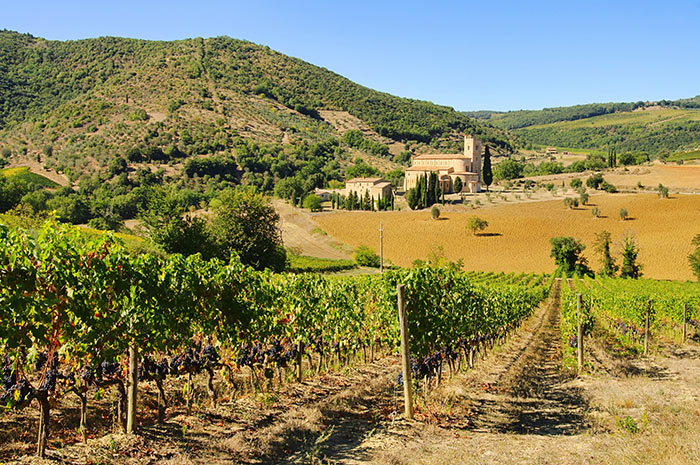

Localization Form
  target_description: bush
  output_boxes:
[549,236,592,277]
[303,194,323,212]
[493,159,524,181]
[600,180,618,193]
[586,173,604,189]
[466,216,489,236]
[453,177,463,193]
[128,108,149,121]
[354,245,380,267]
[619,208,628,221]
[657,183,669,198]
[689,234,700,281]
[579,191,589,205]
[431,205,440,219]
[620,236,642,278]
[570,178,582,189]
[564,198,579,209]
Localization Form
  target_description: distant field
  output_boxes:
[1,166,58,187]
[604,164,700,191]
[526,108,700,130]
[669,149,700,162]
[513,107,700,155]
[315,193,700,281]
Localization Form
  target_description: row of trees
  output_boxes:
[329,190,395,211]
[549,232,641,278]
[406,173,443,210]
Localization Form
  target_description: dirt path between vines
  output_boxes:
[10,282,700,464]
[282,280,700,465]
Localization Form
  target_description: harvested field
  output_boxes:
[526,162,700,192]
[315,193,700,281]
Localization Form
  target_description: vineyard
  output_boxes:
[0,219,549,460]
[561,275,700,364]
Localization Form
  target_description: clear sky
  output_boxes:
[4,0,700,111]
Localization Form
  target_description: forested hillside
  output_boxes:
[0,29,512,228]
[0,30,510,173]
[467,98,700,156]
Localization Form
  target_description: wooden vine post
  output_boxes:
[126,342,138,434]
[644,300,651,356]
[397,284,414,419]
[36,392,50,457]
[577,293,583,375]
[682,302,687,344]
[379,222,384,273]
[296,340,303,383]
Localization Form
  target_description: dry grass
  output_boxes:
[315,193,700,280]
[524,162,700,192]
[605,163,700,191]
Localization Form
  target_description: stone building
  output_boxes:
[344,177,393,200]
[403,135,483,193]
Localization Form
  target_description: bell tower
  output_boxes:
[464,135,482,176]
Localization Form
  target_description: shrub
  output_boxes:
[586,173,604,189]
[592,207,600,218]
[657,183,669,198]
[601,180,618,193]
[354,245,380,267]
[466,216,489,236]
[549,236,592,277]
[431,205,440,219]
[619,208,628,221]
[453,177,463,193]
[493,159,524,181]
[570,178,582,189]
[303,194,323,212]
[128,108,149,121]
[689,234,700,281]
[579,191,589,205]
[620,236,642,278]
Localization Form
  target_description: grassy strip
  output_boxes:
[287,253,357,273]
[1,166,58,188]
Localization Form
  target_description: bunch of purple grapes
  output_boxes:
[138,356,169,381]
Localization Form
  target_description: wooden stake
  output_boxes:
[644,300,651,356]
[36,394,49,457]
[379,222,384,273]
[397,284,414,419]
[126,343,138,434]
[577,293,583,375]
[683,302,687,344]
[296,341,303,383]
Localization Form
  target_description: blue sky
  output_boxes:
[4,1,700,111]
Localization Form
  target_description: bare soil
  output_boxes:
[275,199,353,259]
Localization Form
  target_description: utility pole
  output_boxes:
[379,222,384,273]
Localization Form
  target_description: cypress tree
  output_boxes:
[482,145,493,192]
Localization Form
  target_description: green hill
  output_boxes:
[0,30,511,180]
[467,98,700,156]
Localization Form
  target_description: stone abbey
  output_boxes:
[403,135,483,193]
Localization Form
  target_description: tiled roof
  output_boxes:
[413,153,469,160]
[346,177,384,183]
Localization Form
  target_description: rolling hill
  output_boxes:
[0,29,511,186]
[467,98,700,157]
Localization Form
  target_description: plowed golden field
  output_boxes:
[315,193,700,281]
